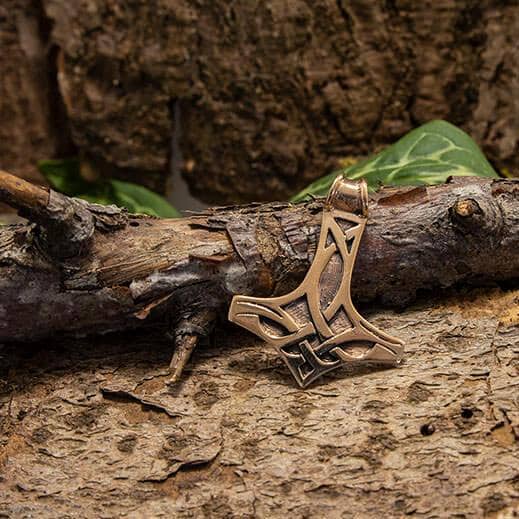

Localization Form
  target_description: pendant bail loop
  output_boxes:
[325,176,369,217]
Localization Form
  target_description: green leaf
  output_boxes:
[291,120,499,202]
[38,158,181,218]
[110,179,181,218]
[37,158,92,196]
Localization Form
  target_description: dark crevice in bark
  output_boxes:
[446,3,485,127]
[167,98,207,212]
[35,0,76,161]
[45,45,77,158]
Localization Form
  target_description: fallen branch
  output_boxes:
[0,171,518,380]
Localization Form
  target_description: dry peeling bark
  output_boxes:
[0,288,517,517]
[1,1,519,201]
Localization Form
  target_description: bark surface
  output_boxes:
[0,289,517,517]
[1,1,519,201]
[0,0,72,185]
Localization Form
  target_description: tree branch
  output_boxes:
[0,173,518,380]
[0,170,95,258]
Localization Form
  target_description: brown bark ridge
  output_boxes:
[0,170,518,365]
[15,0,513,202]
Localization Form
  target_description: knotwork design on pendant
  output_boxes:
[228,176,404,388]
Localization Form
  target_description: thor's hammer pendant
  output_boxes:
[228,175,404,388]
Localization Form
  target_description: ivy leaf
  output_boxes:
[38,158,181,218]
[291,120,499,202]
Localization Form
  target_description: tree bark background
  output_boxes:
[1,1,519,202]
[0,0,75,185]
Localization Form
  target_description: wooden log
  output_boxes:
[0,172,517,350]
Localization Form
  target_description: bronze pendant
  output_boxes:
[228,176,404,387]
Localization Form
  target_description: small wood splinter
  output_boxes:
[168,309,217,384]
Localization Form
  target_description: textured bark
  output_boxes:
[0,0,72,184]
[0,176,518,346]
[30,0,519,202]
[0,288,517,517]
